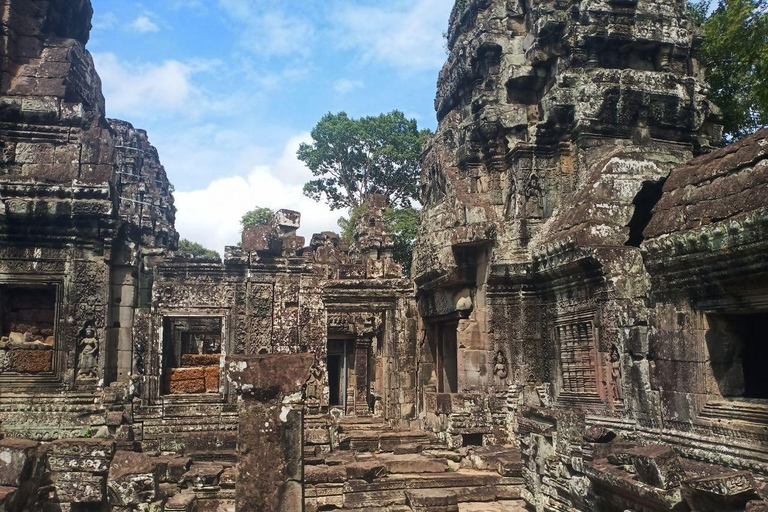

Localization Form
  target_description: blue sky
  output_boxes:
[88,0,453,252]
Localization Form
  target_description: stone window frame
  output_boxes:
[552,308,605,405]
[0,278,64,385]
[696,304,768,426]
[154,309,231,402]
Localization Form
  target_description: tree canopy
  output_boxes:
[383,207,419,278]
[178,239,220,260]
[298,110,429,210]
[690,0,768,140]
[240,207,275,229]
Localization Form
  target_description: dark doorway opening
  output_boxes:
[626,179,665,247]
[328,339,352,411]
[707,312,768,399]
[328,353,342,407]
[431,322,459,393]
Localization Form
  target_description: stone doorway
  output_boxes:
[432,321,459,393]
[328,338,353,413]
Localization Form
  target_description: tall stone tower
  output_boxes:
[414,1,729,510]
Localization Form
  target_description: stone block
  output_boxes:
[305,465,346,484]
[628,445,686,490]
[165,491,197,512]
[51,472,104,503]
[682,472,761,512]
[47,440,115,474]
[106,451,158,506]
[162,457,191,483]
[0,487,17,511]
[406,489,458,512]
[346,460,389,482]
[7,349,52,372]
[220,467,237,488]
[0,438,39,487]
[179,463,223,489]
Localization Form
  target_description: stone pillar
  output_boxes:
[355,339,372,417]
[227,354,314,512]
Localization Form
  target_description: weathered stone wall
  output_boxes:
[415,0,768,511]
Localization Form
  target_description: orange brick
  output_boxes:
[204,366,220,392]
[167,378,205,394]
[166,367,205,380]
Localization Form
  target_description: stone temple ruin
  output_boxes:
[1,0,768,511]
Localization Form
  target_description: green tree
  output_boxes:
[337,205,366,244]
[691,0,768,140]
[298,110,429,210]
[383,207,420,278]
[178,239,220,260]
[240,207,275,229]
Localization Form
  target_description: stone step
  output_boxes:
[344,471,510,493]
[407,489,458,512]
[375,454,450,474]
[459,501,529,512]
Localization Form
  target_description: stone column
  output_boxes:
[227,354,314,512]
[355,339,372,417]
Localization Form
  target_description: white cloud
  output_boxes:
[93,12,119,31]
[333,0,453,73]
[333,78,364,94]
[93,53,225,118]
[128,15,160,34]
[174,134,343,253]
[218,1,314,58]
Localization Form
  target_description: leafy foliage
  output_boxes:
[178,239,220,260]
[691,0,768,140]
[298,110,429,210]
[240,207,275,229]
[383,207,419,278]
[338,205,367,244]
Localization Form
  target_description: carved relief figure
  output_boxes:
[77,324,99,379]
[305,361,325,410]
[610,344,622,401]
[524,172,545,217]
[493,350,509,381]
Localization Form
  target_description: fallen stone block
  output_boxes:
[682,472,761,512]
[628,445,686,490]
[106,451,158,507]
[407,489,459,512]
[51,472,104,503]
[0,438,39,487]
[220,467,237,488]
[47,439,115,474]
[346,461,388,482]
[305,464,346,484]
[179,463,223,489]
[0,487,17,511]
[165,490,197,512]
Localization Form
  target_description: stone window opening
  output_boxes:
[162,317,222,395]
[0,285,56,375]
[706,313,768,400]
[626,179,665,247]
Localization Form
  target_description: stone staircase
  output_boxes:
[304,415,529,512]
